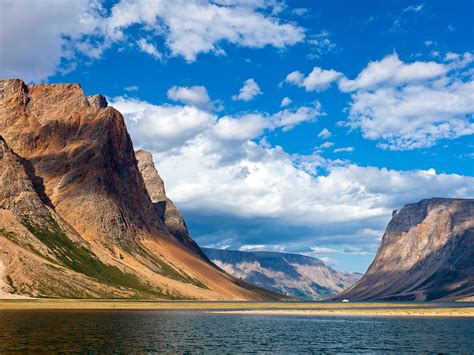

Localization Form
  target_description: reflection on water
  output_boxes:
[0,310,473,352]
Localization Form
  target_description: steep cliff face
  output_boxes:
[204,248,361,300]
[335,198,474,301]
[135,150,206,258]
[0,79,283,300]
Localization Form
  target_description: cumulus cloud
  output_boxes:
[111,97,320,150]
[213,114,271,141]
[343,53,474,150]
[273,103,323,131]
[110,97,216,150]
[283,53,474,150]
[1,0,304,81]
[285,67,342,91]
[338,53,447,92]
[110,96,474,269]
[106,0,304,62]
[167,85,213,109]
[232,78,262,101]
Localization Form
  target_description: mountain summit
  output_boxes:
[0,79,282,300]
[334,198,474,301]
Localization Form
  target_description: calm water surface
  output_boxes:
[0,310,473,353]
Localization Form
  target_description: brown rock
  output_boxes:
[0,79,284,300]
[334,198,474,301]
[135,150,207,258]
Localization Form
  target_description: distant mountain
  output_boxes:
[0,79,283,300]
[203,248,362,300]
[334,198,474,301]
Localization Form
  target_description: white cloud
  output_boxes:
[232,78,262,101]
[106,0,304,62]
[338,53,447,92]
[333,147,354,153]
[334,53,474,150]
[318,128,332,139]
[111,96,474,268]
[213,114,270,141]
[1,0,304,81]
[124,85,139,92]
[280,97,292,107]
[272,103,324,131]
[316,141,334,150]
[167,85,212,109]
[111,97,320,151]
[403,4,424,12]
[347,76,474,150]
[110,97,216,150]
[0,0,104,82]
[113,96,474,227]
[307,31,336,58]
[310,247,338,254]
[137,38,162,60]
[285,67,342,92]
[444,52,460,61]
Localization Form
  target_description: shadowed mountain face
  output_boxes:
[135,150,208,260]
[203,248,361,300]
[334,198,474,301]
[0,79,284,300]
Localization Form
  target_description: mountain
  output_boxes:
[334,198,474,301]
[203,248,362,300]
[0,79,283,300]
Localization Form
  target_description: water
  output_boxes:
[0,310,473,352]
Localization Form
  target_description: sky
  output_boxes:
[1,0,473,272]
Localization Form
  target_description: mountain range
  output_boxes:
[0,80,472,302]
[203,248,361,300]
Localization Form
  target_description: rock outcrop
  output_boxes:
[0,79,283,300]
[204,248,361,300]
[334,198,474,301]
[135,150,206,259]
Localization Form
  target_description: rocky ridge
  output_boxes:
[0,79,283,300]
[334,198,474,301]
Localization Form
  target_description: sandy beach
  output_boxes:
[0,300,472,317]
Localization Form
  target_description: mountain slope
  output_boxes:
[334,198,474,301]
[204,248,361,300]
[0,79,283,300]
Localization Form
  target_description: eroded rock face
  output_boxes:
[135,150,207,258]
[0,79,283,300]
[335,198,474,301]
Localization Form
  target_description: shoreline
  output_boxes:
[0,300,472,317]
[209,308,474,318]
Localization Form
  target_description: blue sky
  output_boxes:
[1,0,473,272]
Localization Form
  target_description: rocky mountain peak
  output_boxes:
[0,79,281,300]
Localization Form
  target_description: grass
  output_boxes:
[20,217,180,299]
[133,244,208,290]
